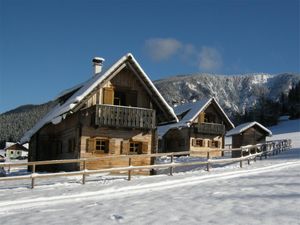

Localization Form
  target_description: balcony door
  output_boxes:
[114,89,137,107]
[103,86,137,107]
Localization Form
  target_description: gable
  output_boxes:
[226,121,272,137]
[192,102,233,130]
[82,63,175,124]
[158,98,234,138]
[183,98,234,129]
[20,53,177,144]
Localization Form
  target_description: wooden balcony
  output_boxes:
[93,104,156,129]
[193,123,225,135]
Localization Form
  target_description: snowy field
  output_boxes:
[0,119,299,225]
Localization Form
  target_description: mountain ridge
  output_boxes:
[0,72,299,144]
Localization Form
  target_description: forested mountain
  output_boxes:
[0,101,55,147]
[0,73,299,145]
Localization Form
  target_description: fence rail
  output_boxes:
[0,139,292,189]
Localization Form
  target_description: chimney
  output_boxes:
[92,57,105,75]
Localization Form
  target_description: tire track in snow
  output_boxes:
[0,161,299,213]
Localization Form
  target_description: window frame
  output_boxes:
[95,139,109,154]
[193,138,204,147]
[129,141,142,154]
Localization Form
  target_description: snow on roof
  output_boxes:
[226,121,272,137]
[173,98,210,125]
[20,53,177,144]
[0,150,5,157]
[55,82,85,100]
[158,98,234,138]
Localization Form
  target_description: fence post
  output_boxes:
[82,159,86,185]
[240,148,243,168]
[128,157,132,181]
[207,151,210,159]
[170,153,174,176]
[31,164,36,189]
[247,147,250,165]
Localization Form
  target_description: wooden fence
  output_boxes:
[0,139,292,189]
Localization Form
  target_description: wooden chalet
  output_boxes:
[20,53,177,171]
[158,98,235,157]
[5,143,28,160]
[226,121,272,157]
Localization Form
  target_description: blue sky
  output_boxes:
[0,0,299,113]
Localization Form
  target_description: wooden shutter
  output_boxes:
[122,141,130,155]
[103,87,114,105]
[108,139,114,154]
[142,142,149,154]
[208,140,212,148]
[199,112,205,123]
[191,138,196,147]
[86,138,95,153]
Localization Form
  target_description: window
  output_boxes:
[129,142,142,154]
[68,138,76,153]
[193,138,204,147]
[86,138,109,153]
[56,141,63,154]
[212,140,220,148]
[95,139,109,153]
[195,139,203,147]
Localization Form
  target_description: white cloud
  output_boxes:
[198,46,223,72]
[144,38,182,61]
[144,38,223,72]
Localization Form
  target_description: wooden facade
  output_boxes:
[160,99,234,157]
[27,54,176,172]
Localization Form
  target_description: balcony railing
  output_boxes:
[94,104,156,129]
[194,123,226,135]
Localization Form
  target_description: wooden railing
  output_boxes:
[0,139,292,189]
[194,122,225,135]
[94,104,156,129]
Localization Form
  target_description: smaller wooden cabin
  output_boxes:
[5,143,28,160]
[158,98,235,157]
[226,121,272,157]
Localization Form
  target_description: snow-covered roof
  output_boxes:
[173,98,210,125]
[0,150,5,158]
[226,121,272,137]
[158,98,234,138]
[4,143,28,151]
[20,53,178,144]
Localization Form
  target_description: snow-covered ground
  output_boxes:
[0,119,299,225]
